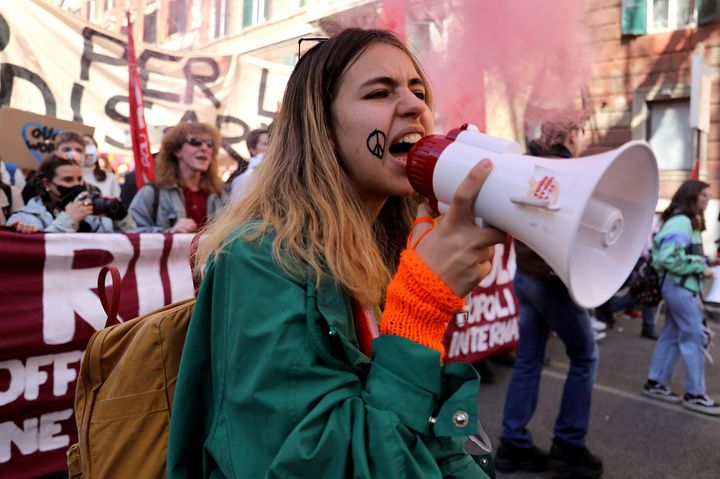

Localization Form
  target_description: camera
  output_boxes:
[87,191,127,220]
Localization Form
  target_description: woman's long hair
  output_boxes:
[661,179,710,231]
[155,122,224,194]
[198,29,430,306]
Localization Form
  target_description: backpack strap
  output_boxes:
[98,265,122,327]
[148,182,160,224]
[190,232,202,293]
[5,162,17,186]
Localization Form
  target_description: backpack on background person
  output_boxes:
[628,255,663,307]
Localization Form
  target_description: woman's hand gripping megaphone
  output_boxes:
[410,158,508,297]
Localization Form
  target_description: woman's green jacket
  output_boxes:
[167,229,494,478]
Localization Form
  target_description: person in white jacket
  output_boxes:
[81,134,121,198]
[229,128,269,205]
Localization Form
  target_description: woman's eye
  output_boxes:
[414,91,426,101]
[365,90,389,99]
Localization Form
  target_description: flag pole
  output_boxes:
[126,9,154,190]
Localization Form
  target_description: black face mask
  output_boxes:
[55,184,86,209]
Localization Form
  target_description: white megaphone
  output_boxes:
[407,124,659,308]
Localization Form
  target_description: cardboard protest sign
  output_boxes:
[0,107,94,170]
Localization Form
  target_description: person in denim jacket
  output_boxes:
[129,122,228,233]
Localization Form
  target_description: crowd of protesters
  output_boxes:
[2,28,719,479]
[0,123,268,235]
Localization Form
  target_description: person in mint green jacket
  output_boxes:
[643,180,720,415]
[167,28,508,478]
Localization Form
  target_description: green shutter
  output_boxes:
[242,0,253,28]
[621,0,647,35]
[699,0,720,24]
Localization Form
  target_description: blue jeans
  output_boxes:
[648,280,706,395]
[641,305,657,334]
[501,271,598,448]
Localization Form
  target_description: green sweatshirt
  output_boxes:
[652,215,708,293]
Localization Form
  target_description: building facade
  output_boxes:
[52,1,719,225]
[586,0,719,200]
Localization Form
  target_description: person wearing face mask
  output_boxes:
[7,154,137,233]
[54,131,87,164]
[81,135,121,198]
[129,122,228,233]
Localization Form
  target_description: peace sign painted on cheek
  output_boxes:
[366,129,386,160]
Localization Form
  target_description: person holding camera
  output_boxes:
[7,154,137,233]
[129,121,228,233]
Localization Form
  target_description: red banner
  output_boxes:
[444,237,519,363]
[126,11,154,189]
[0,229,194,478]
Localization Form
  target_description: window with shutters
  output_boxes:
[631,85,703,179]
[649,0,697,31]
[648,99,693,170]
[210,0,229,39]
[622,0,719,35]
[168,0,188,36]
[242,0,271,28]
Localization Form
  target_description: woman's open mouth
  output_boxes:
[388,133,422,165]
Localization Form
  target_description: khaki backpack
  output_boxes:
[67,265,195,478]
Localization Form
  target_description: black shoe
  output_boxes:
[549,438,603,478]
[494,439,549,473]
[641,330,658,340]
[682,393,720,416]
[642,380,681,403]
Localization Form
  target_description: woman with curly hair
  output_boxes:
[129,121,228,233]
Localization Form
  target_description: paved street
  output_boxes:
[474,310,720,479]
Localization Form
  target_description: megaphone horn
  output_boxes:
[407,124,659,308]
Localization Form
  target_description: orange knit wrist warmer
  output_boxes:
[380,249,464,354]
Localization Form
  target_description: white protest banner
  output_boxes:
[0,0,291,168]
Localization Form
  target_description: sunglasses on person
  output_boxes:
[185,137,215,148]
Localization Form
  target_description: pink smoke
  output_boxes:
[375,0,593,136]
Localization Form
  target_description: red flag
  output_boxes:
[690,158,700,180]
[126,11,154,190]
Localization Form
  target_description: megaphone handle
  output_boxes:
[438,201,486,227]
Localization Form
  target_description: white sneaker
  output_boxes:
[593,331,607,342]
[590,316,607,332]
